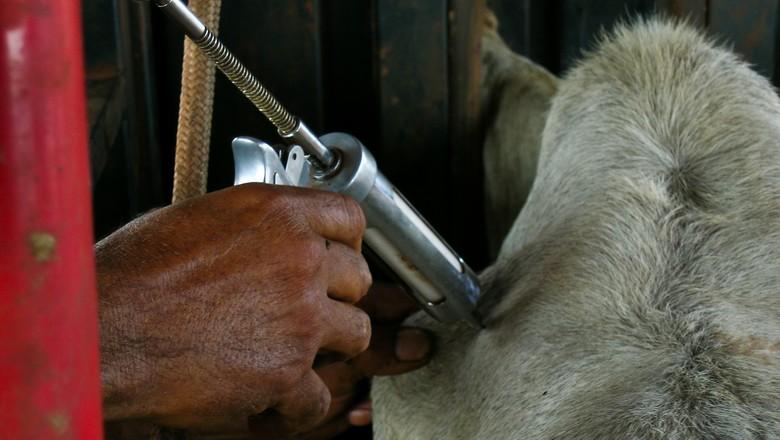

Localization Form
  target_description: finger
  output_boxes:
[293,365,369,440]
[320,301,371,359]
[314,362,364,409]
[357,283,419,322]
[324,241,372,303]
[298,191,365,251]
[248,371,331,438]
[350,325,432,376]
[347,400,372,427]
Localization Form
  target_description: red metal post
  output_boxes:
[0,1,103,438]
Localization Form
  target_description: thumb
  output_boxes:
[351,325,432,376]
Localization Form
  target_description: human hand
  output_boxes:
[97,184,372,435]
[167,286,432,440]
[291,284,432,440]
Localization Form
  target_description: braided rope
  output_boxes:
[171,0,221,203]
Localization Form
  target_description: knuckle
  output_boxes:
[358,257,373,296]
[271,343,319,394]
[304,233,327,258]
[236,185,297,225]
[291,387,331,434]
[336,193,366,233]
[274,368,301,394]
[302,324,324,355]
[234,182,275,207]
[296,296,324,334]
[262,189,296,218]
[311,386,331,421]
[295,236,326,274]
[234,181,266,195]
[304,302,337,352]
[280,352,313,386]
[352,309,372,353]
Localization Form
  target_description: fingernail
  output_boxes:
[395,328,431,361]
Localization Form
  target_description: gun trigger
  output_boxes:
[231,136,291,186]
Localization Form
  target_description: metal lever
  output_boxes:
[232,137,289,185]
[232,138,311,187]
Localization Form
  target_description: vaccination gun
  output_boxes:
[154,0,482,326]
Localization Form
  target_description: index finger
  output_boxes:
[296,190,366,251]
[248,371,331,438]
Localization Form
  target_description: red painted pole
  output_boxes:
[0,1,103,438]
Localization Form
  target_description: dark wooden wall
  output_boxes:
[84,0,164,239]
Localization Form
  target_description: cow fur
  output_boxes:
[480,11,558,257]
[373,18,780,440]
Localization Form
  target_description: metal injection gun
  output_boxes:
[154,0,482,326]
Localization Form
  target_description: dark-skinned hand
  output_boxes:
[292,283,431,440]
[177,284,432,440]
[98,184,373,435]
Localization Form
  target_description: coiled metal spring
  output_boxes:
[194,29,298,135]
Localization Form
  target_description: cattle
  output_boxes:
[373,16,780,440]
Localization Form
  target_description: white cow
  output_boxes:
[374,17,780,440]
